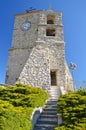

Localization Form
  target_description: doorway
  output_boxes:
[50,70,57,86]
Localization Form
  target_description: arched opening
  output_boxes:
[47,15,55,24]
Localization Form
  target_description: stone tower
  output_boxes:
[5,8,74,92]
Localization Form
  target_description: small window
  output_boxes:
[47,20,54,24]
[47,15,55,24]
[50,71,57,86]
[46,28,56,36]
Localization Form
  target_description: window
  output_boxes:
[46,28,56,36]
[47,15,55,24]
[50,71,57,86]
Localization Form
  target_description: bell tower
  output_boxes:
[5,8,74,92]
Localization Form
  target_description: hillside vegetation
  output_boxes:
[0,84,48,130]
[55,88,86,130]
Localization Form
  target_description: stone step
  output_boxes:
[48,97,59,100]
[33,88,59,130]
[48,89,60,92]
[38,117,58,122]
[49,98,58,101]
[48,94,59,96]
[42,111,57,115]
[49,88,60,90]
[49,93,58,95]
[48,94,59,97]
[47,100,57,102]
[49,97,58,99]
[43,107,57,111]
[49,86,59,88]
[49,92,59,94]
[49,94,59,96]
[35,123,57,128]
[48,92,59,94]
[47,101,57,105]
[46,104,57,107]
[48,90,58,92]
[48,89,59,91]
[47,99,58,101]
[40,114,58,118]
[49,93,59,95]
[45,105,57,109]
[49,96,59,99]
[33,126,56,130]
[48,93,60,96]
[49,90,60,92]
[37,120,57,125]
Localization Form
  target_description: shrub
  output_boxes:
[0,84,48,108]
[55,89,86,130]
[0,100,33,130]
[0,84,48,130]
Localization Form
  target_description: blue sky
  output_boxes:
[0,0,86,88]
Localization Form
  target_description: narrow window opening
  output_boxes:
[46,29,56,36]
[50,71,57,86]
[47,15,55,24]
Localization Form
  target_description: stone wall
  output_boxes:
[12,13,40,48]
[5,48,31,84]
[18,43,65,90]
[18,45,51,90]
[65,62,74,91]
[5,9,74,91]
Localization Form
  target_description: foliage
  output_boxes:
[0,100,33,130]
[0,84,48,130]
[0,83,48,108]
[76,87,86,96]
[55,89,86,130]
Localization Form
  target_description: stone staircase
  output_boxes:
[48,86,61,100]
[33,86,61,130]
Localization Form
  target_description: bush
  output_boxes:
[0,84,48,130]
[0,84,48,108]
[0,100,33,130]
[55,89,86,130]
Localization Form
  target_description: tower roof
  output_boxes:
[47,6,54,12]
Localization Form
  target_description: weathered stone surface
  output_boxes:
[18,45,51,90]
[5,9,74,91]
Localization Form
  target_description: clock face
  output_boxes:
[21,22,31,30]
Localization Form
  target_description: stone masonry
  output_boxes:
[5,8,74,92]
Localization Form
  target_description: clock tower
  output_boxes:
[5,8,74,92]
